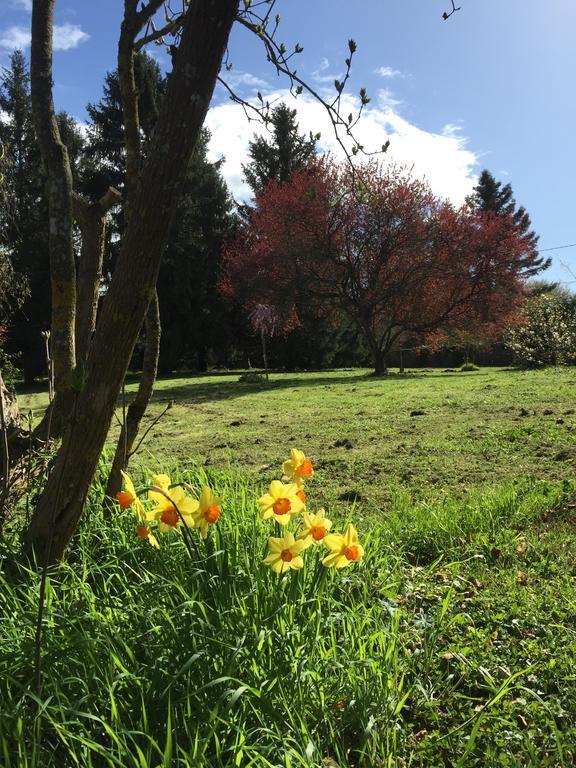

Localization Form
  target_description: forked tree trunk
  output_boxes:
[12,189,121,456]
[24,0,239,564]
[105,292,161,499]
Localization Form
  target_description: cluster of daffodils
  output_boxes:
[116,471,221,547]
[258,449,364,575]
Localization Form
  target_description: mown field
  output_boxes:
[3,366,576,766]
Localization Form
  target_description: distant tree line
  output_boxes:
[0,49,556,383]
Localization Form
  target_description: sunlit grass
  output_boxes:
[5,367,576,765]
[1,461,575,766]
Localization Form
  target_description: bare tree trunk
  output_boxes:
[106,2,164,493]
[261,327,269,382]
[105,291,161,498]
[30,0,76,393]
[24,0,239,564]
[0,369,10,518]
[73,188,121,366]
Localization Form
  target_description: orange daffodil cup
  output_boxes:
[115,471,222,547]
[192,486,223,539]
[261,449,365,575]
[263,532,310,574]
[323,524,364,568]
[299,508,332,544]
[114,448,365,574]
[257,480,305,525]
[117,470,159,549]
[147,475,198,532]
[282,448,314,503]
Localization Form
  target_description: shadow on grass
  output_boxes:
[15,367,503,411]
[149,368,492,406]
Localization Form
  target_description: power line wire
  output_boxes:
[539,242,576,253]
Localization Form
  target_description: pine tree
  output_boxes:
[471,169,550,276]
[84,52,165,198]
[242,103,317,195]
[0,50,50,384]
[157,129,238,372]
[84,54,238,372]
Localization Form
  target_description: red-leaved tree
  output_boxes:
[222,160,539,374]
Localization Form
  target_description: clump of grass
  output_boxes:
[237,370,266,384]
[1,461,575,767]
[459,362,480,372]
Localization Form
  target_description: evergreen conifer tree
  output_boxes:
[471,169,550,276]
[84,53,237,371]
[0,50,50,383]
[242,102,317,195]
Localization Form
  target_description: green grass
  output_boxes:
[3,367,576,766]
[18,366,576,507]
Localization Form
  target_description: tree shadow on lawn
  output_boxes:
[149,369,489,406]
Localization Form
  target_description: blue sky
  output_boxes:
[1,0,575,284]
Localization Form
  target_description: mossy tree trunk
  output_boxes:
[104,0,165,499]
[30,0,76,394]
[24,0,239,564]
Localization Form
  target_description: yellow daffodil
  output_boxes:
[257,480,305,525]
[147,478,199,533]
[192,486,222,539]
[298,508,333,544]
[151,473,171,491]
[282,448,314,484]
[322,523,364,568]
[263,532,310,574]
[115,473,160,547]
[135,524,160,549]
[116,471,144,515]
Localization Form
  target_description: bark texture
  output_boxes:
[107,0,166,494]
[30,0,76,392]
[105,291,161,498]
[25,0,239,563]
[73,188,121,366]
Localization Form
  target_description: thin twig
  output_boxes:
[122,380,127,468]
[128,401,173,459]
[0,368,9,526]
[442,1,461,20]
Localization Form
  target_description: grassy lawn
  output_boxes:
[4,366,576,766]
[18,366,576,507]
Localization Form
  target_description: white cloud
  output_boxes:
[311,57,344,86]
[205,88,479,205]
[0,23,89,52]
[377,87,403,109]
[224,71,269,90]
[53,23,90,51]
[442,122,463,137]
[375,66,401,79]
[0,26,30,51]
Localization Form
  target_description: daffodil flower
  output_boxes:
[257,480,305,525]
[322,523,364,568]
[147,477,198,533]
[298,508,333,544]
[136,524,160,549]
[192,486,222,539]
[282,449,314,484]
[116,471,144,515]
[116,472,160,547]
[263,532,310,574]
